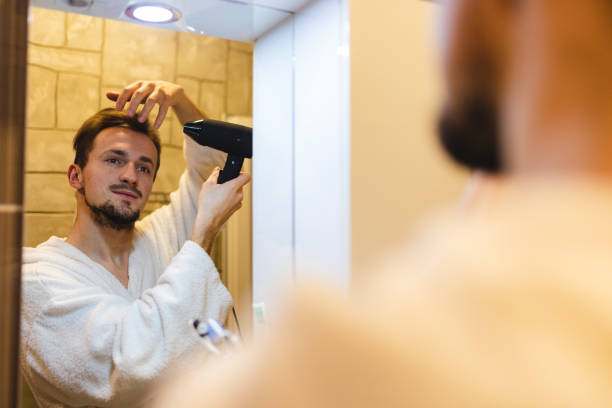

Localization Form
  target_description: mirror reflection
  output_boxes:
[22,7,253,407]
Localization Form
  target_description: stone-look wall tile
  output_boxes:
[144,192,170,217]
[177,76,200,102]
[67,14,103,51]
[158,116,173,145]
[229,40,254,53]
[25,174,75,212]
[24,214,74,247]
[170,77,200,146]
[29,7,65,47]
[26,129,75,172]
[29,45,101,75]
[225,115,253,128]
[171,119,185,148]
[143,201,164,214]
[140,211,153,219]
[177,33,228,81]
[226,50,252,115]
[153,147,185,194]
[199,81,225,120]
[103,20,176,86]
[27,65,56,128]
[57,73,100,129]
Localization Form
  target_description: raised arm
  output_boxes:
[108,81,247,260]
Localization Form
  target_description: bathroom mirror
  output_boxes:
[21,1,283,404]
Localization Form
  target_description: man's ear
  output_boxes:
[67,164,84,192]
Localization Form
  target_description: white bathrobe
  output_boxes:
[21,137,233,407]
[157,178,612,407]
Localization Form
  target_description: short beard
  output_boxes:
[83,191,140,231]
[437,95,502,172]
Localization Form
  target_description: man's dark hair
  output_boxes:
[73,108,161,177]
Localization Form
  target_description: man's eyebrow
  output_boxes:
[106,150,154,165]
[138,156,154,165]
[108,149,128,157]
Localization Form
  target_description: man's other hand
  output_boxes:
[106,80,186,129]
[190,168,251,253]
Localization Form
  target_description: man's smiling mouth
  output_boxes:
[110,184,142,200]
[113,191,138,200]
[111,189,139,200]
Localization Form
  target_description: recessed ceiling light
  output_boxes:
[67,0,93,7]
[125,3,181,23]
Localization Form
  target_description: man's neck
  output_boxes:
[503,50,612,176]
[66,210,135,268]
[506,111,612,178]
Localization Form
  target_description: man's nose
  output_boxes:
[119,162,138,185]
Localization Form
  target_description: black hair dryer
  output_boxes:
[183,119,252,184]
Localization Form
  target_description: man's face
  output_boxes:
[78,127,157,230]
[438,0,514,172]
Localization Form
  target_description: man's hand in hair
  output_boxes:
[106,80,207,129]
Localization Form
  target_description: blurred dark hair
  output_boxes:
[437,97,502,172]
[73,108,161,178]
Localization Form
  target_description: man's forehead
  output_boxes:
[91,127,158,164]
[93,127,155,151]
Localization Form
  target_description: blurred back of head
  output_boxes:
[438,0,612,176]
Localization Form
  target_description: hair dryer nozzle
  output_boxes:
[183,119,253,183]
[183,119,252,158]
[183,121,204,139]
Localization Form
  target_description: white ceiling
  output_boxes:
[245,0,311,12]
[31,0,313,41]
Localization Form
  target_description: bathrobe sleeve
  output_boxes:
[21,241,232,407]
[136,136,227,269]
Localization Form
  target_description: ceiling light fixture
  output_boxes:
[125,3,181,23]
[67,0,94,7]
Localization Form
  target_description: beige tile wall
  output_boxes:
[24,7,253,247]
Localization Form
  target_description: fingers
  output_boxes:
[211,172,250,190]
[204,168,251,188]
[106,91,119,102]
[114,81,141,111]
[226,172,251,189]
[226,192,244,216]
[126,82,155,117]
[154,101,171,129]
[138,91,163,123]
[110,80,183,128]
[196,169,247,232]
[205,167,221,184]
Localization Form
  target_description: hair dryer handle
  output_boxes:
[218,154,244,184]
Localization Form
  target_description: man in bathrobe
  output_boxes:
[20,80,250,407]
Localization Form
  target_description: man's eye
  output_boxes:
[107,158,120,164]
[138,166,151,174]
